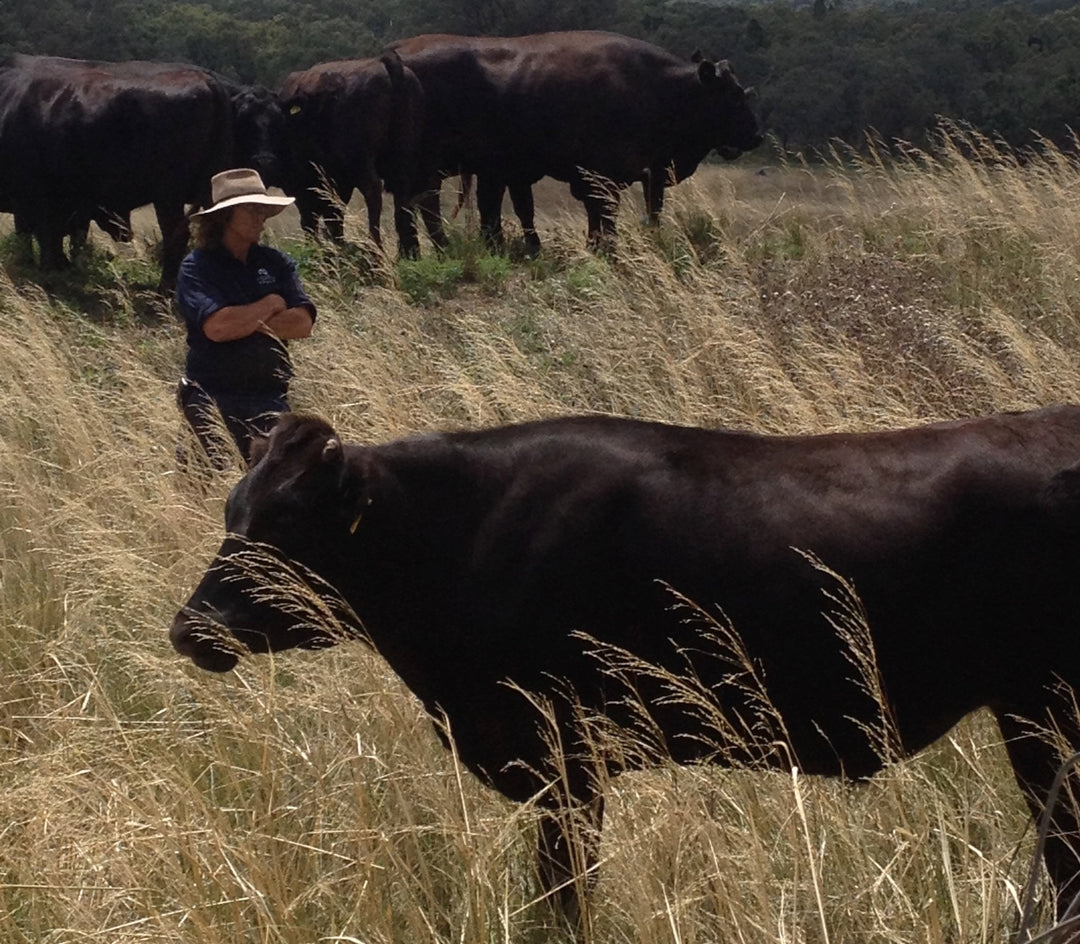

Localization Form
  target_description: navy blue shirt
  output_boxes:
[176,244,316,395]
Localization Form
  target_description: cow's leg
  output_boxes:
[571,175,619,251]
[508,183,540,257]
[155,202,190,291]
[537,787,604,938]
[570,177,602,246]
[324,207,346,242]
[475,176,506,250]
[36,212,69,269]
[68,216,92,256]
[297,197,320,235]
[416,182,447,253]
[394,196,420,259]
[585,196,610,248]
[302,168,349,241]
[642,165,668,225]
[359,176,383,248]
[449,172,472,220]
[995,701,1080,920]
[325,184,350,242]
[12,214,36,263]
[598,184,621,244]
[299,191,345,241]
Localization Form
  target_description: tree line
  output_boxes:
[3,0,1079,154]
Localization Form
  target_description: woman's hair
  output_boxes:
[191,207,233,250]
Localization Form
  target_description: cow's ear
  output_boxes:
[336,451,376,536]
[321,437,344,466]
[250,434,271,467]
[713,64,741,94]
[717,60,738,83]
[690,49,703,64]
[697,59,717,83]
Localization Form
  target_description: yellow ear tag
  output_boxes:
[350,512,362,534]
[289,104,302,115]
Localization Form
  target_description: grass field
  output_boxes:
[3,130,1080,942]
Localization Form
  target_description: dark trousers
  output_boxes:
[176,377,289,469]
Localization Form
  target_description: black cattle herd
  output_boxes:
[6,29,1080,941]
[0,31,762,285]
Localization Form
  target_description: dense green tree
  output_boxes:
[400,0,636,36]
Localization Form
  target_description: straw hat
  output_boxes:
[192,168,294,217]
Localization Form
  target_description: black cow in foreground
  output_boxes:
[386,31,763,254]
[171,406,1080,933]
[0,55,280,285]
[277,54,423,250]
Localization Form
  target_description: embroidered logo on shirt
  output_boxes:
[256,267,276,289]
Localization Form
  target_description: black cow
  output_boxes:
[277,54,423,251]
[0,55,280,285]
[171,406,1080,932]
[386,31,762,254]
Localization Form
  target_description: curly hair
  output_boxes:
[191,207,234,250]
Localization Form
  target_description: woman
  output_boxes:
[175,167,316,467]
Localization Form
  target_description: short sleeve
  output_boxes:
[176,251,230,333]
[269,249,317,321]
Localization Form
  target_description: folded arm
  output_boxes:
[202,294,314,342]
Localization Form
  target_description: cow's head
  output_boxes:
[170,414,372,672]
[231,84,288,187]
[691,53,763,160]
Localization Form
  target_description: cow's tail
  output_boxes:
[380,50,419,200]
[381,47,405,87]
[451,173,473,220]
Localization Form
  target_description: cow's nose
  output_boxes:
[170,610,240,672]
[169,610,194,655]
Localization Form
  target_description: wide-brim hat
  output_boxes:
[192,168,295,217]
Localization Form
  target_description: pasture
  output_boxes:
[3,132,1080,942]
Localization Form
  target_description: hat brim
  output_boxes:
[192,193,295,217]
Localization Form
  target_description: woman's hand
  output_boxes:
[260,304,315,340]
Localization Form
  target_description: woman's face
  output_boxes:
[224,203,274,249]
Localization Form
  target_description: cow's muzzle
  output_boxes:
[717,135,764,161]
[170,609,242,673]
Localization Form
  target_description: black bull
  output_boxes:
[171,406,1080,926]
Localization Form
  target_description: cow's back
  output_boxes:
[392,31,743,185]
[19,56,232,211]
[364,407,1080,777]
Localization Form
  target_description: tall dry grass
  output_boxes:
[3,130,1080,942]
